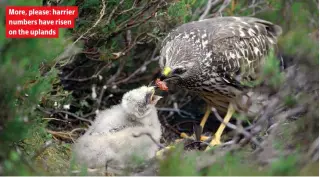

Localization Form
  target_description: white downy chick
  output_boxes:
[72,86,162,174]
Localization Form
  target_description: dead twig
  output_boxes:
[112,32,148,60]
[211,107,263,149]
[96,87,114,109]
[46,130,74,140]
[106,0,125,25]
[72,0,107,45]
[38,106,94,124]
[199,0,221,20]
[42,117,68,123]
[117,0,138,15]
[69,128,87,143]
[60,62,111,82]
[157,107,196,119]
[54,110,93,124]
[106,1,167,40]
[106,59,125,85]
[306,137,319,162]
[217,0,232,14]
[114,48,159,85]
[116,2,158,30]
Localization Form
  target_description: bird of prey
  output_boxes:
[72,86,162,174]
[156,16,282,149]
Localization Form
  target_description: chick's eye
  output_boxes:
[173,68,186,75]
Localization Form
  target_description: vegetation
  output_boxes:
[0,0,318,175]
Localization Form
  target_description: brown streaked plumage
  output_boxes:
[157,16,283,149]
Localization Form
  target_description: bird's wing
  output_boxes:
[162,16,281,46]
[202,17,282,87]
[161,17,282,89]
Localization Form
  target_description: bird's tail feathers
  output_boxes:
[243,17,283,37]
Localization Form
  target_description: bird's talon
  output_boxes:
[210,138,221,146]
[200,135,210,141]
[179,132,210,142]
[180,132,189,138]
[205,138,221,151]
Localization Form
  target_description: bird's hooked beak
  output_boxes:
[160,66,183,81]
[160,66,172,81]
[148,67,172,87]
[149,66,178,91]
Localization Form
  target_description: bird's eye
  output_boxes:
[173,68,186,75]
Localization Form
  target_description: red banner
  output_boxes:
[6,6,78,38]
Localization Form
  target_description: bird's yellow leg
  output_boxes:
[178,133,209,142]
[205,104,235,151]
[200,104,211,130]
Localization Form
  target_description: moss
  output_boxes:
[22,123,71,175]
[300,162,319,176]
[159,145,198,176]
[268,155,299,176]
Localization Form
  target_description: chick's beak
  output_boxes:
[146,86,162,104]
[151,95,162,104]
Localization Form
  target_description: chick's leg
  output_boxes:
[205,104,235,150]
